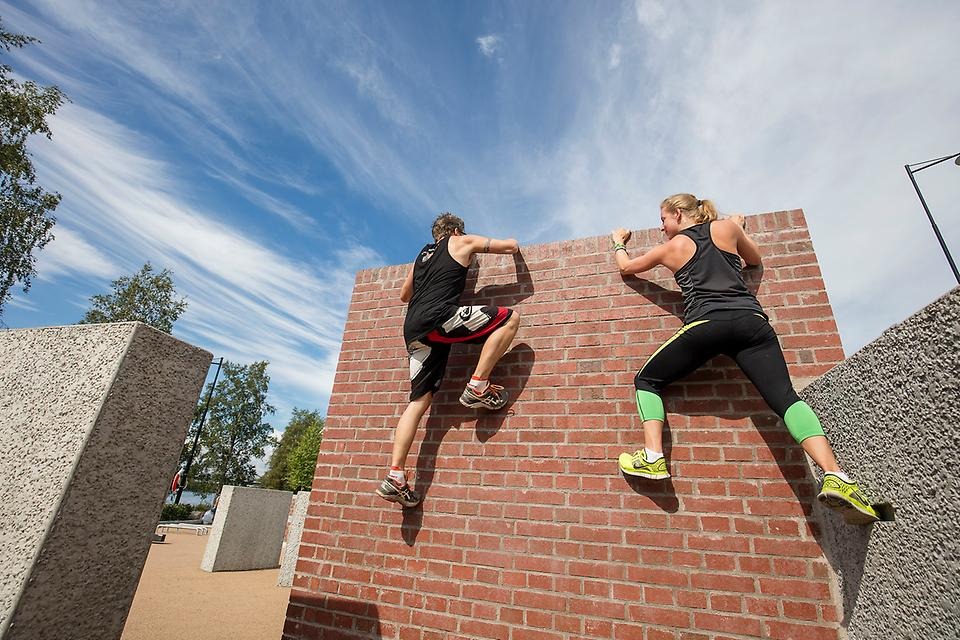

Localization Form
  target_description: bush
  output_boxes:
[161,503,192,521]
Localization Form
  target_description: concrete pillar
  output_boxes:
[802,287,960,638]
[0,323,211,640]
[279,491,311,587]
[201,485,293,572]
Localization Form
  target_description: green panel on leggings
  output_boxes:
[635,390,665,422]
[784,400,824,442]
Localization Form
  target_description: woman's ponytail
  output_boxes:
[661,193,719,223]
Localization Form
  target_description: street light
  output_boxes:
[904,152,960,284]
[174,356,224,504]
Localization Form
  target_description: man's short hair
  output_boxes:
[431,212,465,241]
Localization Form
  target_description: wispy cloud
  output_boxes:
[5,295,39,313]
[35,225,118,281]
[524,1,960,353]
[6,0,957,435]
[608,43,622,70]
[476,34,502,59]
[31,102,380,413]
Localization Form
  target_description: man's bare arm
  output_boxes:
[449,234,519,265]
[399,264,414,302]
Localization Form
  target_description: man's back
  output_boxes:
[403,236,469,344]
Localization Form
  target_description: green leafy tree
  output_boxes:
[284,418,323,492]
[260,409,324,490]
[79,262,187,333]
[188,360,276,491]
[0,19,67,319]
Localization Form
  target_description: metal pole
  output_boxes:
[904,164,960,285]
[175,357,224,504]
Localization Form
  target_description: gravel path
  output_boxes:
[121,530,291,640]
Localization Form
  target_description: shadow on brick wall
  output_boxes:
[621,276,685,319]
[283,593,383,639]
[401,342,536,546]
[751,413,872,625]
[621,417,681,512]
[466,250,534,307]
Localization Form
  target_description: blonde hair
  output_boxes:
[661,193,719,224]
[431,212,464,241]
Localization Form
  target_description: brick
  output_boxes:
[709,594,743,613]
[694,612,761,635]
[765,621,839,640]
[627,604,691,628]
[782,600,818,621]
[759,578,831,599]
[691,573,756,593]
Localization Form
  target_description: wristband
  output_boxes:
[613,243,627,252]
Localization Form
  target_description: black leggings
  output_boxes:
[635,310,801,418]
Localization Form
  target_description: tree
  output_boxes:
[186,360,276,491]
[79,262,187,333]
[0,19,67,319]
[260,409,325,490]
[284,418,324,492]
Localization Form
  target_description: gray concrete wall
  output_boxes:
[201,485,293,572]
[803,287,960,639]
[0,322,211,640]
[278,491,310,587]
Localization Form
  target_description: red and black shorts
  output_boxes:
[407,305,513,400]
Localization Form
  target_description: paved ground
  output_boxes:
[121,530,291,640]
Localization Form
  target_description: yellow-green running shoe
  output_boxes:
[618,450,670,480]
[817,473,879,525]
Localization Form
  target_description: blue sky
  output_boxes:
[2,1,958,453]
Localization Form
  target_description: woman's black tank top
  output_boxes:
[403,236,469,343]
[674,222,763,323]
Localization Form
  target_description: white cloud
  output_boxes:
[35,225,119,281]
[31,103,380,410]
[5,295,40,313]
[476,34,502,59]
[534,1,960,354]
[608,43,623,69]
[635,0,667,29]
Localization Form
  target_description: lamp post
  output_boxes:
[174,356,224,504]
[904,152,960,284]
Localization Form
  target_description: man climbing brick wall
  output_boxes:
[284,209,847,640]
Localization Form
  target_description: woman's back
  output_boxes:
[672,221,762,322]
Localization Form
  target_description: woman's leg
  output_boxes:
[631,320,717,453]
[731,319,839,471]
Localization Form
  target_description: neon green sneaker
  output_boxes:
[817,473,879,525]
[618,450,670,479]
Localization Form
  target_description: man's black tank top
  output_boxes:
[403,236,469,344]
[674,222,763,323]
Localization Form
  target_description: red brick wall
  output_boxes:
[284,210,846,640]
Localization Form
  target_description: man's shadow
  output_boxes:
[401,343,535,546]
[466,250,534,306]
[401,251,535,546]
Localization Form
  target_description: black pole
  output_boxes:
[175,357,224,504]
[904,164,960,285]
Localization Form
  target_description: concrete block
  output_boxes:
[803,287,960,638]
[201,485,293,572]
[278,491,311,587]
[0,322,211,640]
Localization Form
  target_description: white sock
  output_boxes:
[388,468,406,483]
[645,448,663,462]
[825,470,850,482]
[468,377,489,394]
